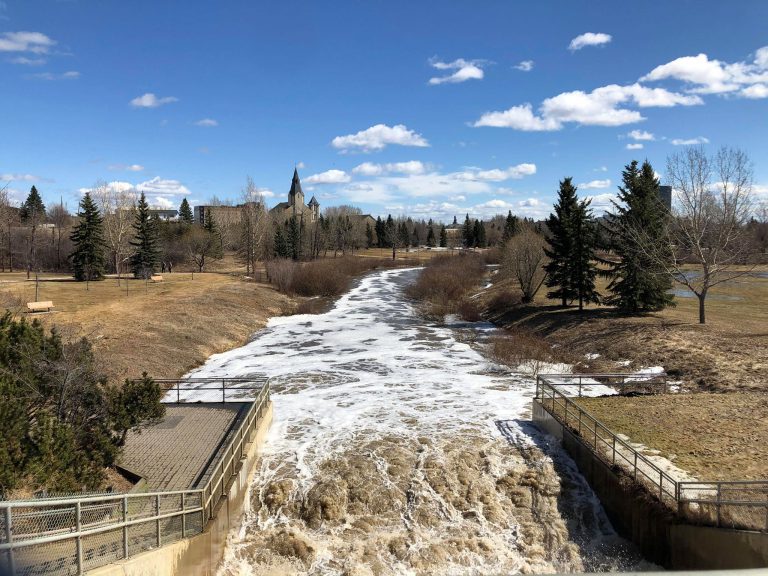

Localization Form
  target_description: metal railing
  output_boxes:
[0,378,270,576]
[535,374,768,533]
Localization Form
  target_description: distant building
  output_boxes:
[193,204,243,227]
[659,185,672,211]
[149,209,178,221]
[269,168,320,223]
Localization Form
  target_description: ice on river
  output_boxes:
[178,268,650,575]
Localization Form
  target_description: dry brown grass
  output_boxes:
[0,271,291,382]
[480,266,768,392]
[575,393,768,481]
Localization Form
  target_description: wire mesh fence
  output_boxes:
[535,374,768,532]
[0,378,271,575]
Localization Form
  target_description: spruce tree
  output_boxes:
[69,192,107,283]
[426,220,436,247]
[179,198,194,224]
[21,185,47,277]
[502,210,518,242]
[604,160,674,313]
[129,192,161,279]
[365,222,374,248]
[439,225,447,248]
[571,198,601,310]
[274,225,290,258]
[474,220,487,248]
[463,214,475,247]
[375,216,385,248]
[544,178,581,307]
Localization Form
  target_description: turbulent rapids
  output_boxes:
[182,268,649,575]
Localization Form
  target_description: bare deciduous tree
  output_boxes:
[632,146,756,324]
[0,182,14,271]
[238,177,269,274]
[92,181,135,284]
[501,227,548,303]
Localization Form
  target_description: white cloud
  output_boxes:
[27,70,79,80]
[641,46,768,97]
[108,164,144,172]
[454,163,537,182]
[331,124,429,152]
[0,31,55,54]
[595,166,608,172]
[585,193,618,213]
[78,181,135,196]
[671,137,709,145]
[568,32,612,51]
[10,56,45,65]
[0,172,44,182]
[741,84,768,99]
[194,118,218,127]
[473,103,561,131]
[627,129,655,141]
[352,161,427,176]
[152,196,174,209]
[136,176,190,196]
[579,179,612,189]
[626,143,644,150]
[130,93,179,108]
[428,58,485,85]
[514,60,534,72]
[305,169,351,184]
[474,83,700,131]
[296,161,306,169]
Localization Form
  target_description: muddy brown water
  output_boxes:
[180,268,654,575]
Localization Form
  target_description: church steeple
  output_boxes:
[288,167,304,206]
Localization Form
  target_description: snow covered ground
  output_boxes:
[175,268,651,575]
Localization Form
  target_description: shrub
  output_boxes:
[265,258,296,293]
[405,253,486,319]
[0,314,164,495]
[489,329,554,376]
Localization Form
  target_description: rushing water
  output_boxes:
[181,268,651,575]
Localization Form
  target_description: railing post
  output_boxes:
[659,470,663,500]
[123,496,129,559]
[716,484,722,527]
[156,495,161,548]
[181,493,186,538]
[76,501,83,574]
[612,436,616,464]
[177,383,180,404]
[4,506,14,576]
[634,452,638,480]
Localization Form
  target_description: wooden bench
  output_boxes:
[27,301,54,313]
[150,275,164,282]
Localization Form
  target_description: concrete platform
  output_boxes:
[119,403,249,490]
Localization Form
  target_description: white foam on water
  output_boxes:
[172,268,650,574]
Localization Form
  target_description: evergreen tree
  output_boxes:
[502,210,518,242]
[452,215,458,226]
[476,220,487,248]
[462,214,475,247]
[426,220,436,247]
[603,160,674,313]
[179,198,194,224]
[398,221,410,249]
[129,192,161,278]
[412,227,420,247]
[365,222,374,248]
[570,198,601,310]
[274,225,290,258]
[439,225,447,248]
[375,216,385,248]
[69,192,107,283]
[20,185,47,277]
[544,178,582,307]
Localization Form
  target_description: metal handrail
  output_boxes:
[0,378,271,575]
[535,374,768,532]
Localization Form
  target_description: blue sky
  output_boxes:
[2,0,767,221]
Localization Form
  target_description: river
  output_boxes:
[182,268,651,575]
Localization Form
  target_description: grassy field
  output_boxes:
[575,393,768,481]
[483,266,768,392]
[0,271,291,382]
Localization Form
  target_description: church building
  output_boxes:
[269,168,320,223]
